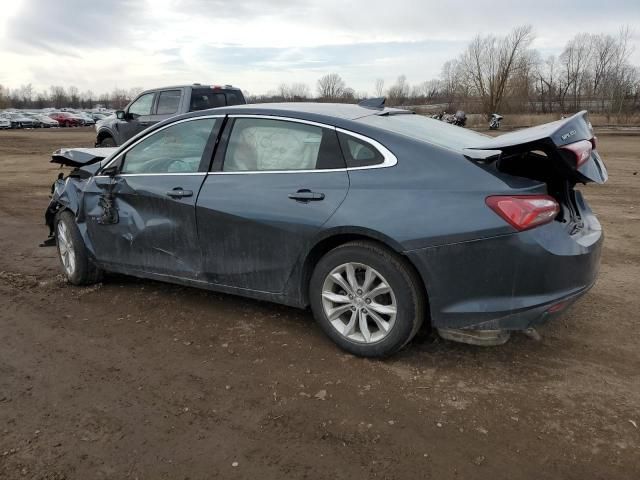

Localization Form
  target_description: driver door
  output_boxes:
[118,92,157,141]
[84,116,223,279]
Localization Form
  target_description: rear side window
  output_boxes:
[337,132,384,168]
[156,90,182,115]
[223,118,344,171]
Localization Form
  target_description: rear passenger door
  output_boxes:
[151,89,184,123]
[196,116,349,293]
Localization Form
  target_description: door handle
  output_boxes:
[288,189,325,202]
[166,188,193,198]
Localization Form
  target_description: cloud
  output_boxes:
[0,0,638,94]
[4,0,147,54]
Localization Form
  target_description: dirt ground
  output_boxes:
[0,127,638,480]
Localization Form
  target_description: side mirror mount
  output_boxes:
[101,164,119,177]
[116,110,126,120]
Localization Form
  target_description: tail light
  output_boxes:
[486,195,560,231]
[561,139,593,167]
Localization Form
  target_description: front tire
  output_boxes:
[309,241,425,357]
[99,136,116,147]
[55,211,103,285]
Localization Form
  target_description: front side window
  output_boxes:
[156,90,182,115]
[128,93,155,118]
[222,118,344,172]
[121,118,217,174]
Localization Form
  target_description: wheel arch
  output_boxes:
[295,228,431,321]
[96,128,115,143]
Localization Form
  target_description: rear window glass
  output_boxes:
[225,91,245,106]
[190,89,246,111]
[156,90,181,115]
[357,114,488,152]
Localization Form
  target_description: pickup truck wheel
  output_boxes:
[55,211,103,285]
[99,136,116,147]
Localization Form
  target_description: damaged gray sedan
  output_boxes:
[46,102,607,357]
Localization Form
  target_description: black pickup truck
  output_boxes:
[95,83,245,147]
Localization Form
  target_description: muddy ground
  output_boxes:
[0,127,638,479]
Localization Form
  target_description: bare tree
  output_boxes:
[128,87,144,100]
[534,55,558,113]
[559,33,592,110]
[387,75,409,105]
[98,92,111,109]
[460,25,535,114]
[111,88,129,109]
[276,82,310,101]
[81,90,95,109]
[317,73,346,100]
[49,86,67,108]
[19,84,33,105]
[373,78,384,97]
[440,60,463,109]
[341,87,356,102]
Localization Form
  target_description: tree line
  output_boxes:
[2,25,638,118]
[0,85,143,110]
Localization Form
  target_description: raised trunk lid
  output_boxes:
[464,111,607,184]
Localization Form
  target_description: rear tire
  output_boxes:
[55,211,103,285]
[309,241,425,357]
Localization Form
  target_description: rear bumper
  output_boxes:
[405,208,603,332]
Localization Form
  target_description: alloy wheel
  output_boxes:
[321,262,397,343]
[57,221,76,277]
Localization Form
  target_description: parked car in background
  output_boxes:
[49,112,81,127]
[5,112,37,128]
[47,103,606,357]
[35,114,59,127]
[76,112,95,125]
[96,83,246,147]
[0,116,11,129]
[89,112,109,122]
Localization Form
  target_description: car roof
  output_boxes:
[142,84,243,93]
[192,102,411,121]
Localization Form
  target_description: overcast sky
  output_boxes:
[1,0,639,96]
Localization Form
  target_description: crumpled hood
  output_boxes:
[51,147,118,168]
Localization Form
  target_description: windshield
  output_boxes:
[357,113,488,152]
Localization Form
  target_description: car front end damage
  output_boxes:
[45,148,117,236]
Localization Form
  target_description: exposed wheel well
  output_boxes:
[301,234,431,325]
[97,130,113,142]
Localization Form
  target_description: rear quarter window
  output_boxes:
[337,132,384,168]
